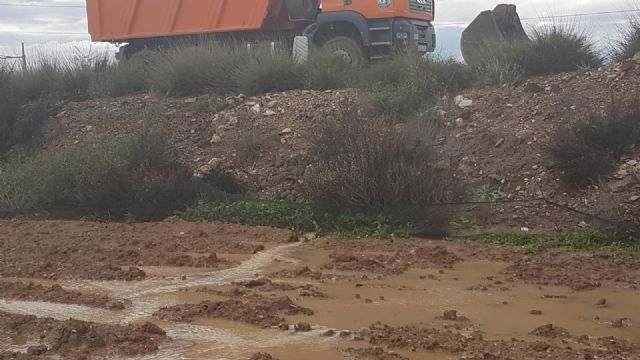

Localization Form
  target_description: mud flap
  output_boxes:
[293,35,309,64]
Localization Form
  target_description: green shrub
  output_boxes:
[93,60,148,97]
[147,43,240,96]
[0,128,205,220]
[362,55,474,116]
[521,25,602,75]
[238,53,306,95]
[474,25,601,79]
[612,15,640,61]
[304,52,355,90]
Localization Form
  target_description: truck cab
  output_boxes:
[305,0,436,63]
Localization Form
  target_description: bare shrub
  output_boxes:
[234,129,273,164]
[305,101,457,218]
[549,98,640,187]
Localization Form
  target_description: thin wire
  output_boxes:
[0,2,85,8]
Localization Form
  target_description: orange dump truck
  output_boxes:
[86,0,435,63]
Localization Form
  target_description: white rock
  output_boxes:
[520,227,530,233]
[263,110,277,116]
[208,158,222,167]
[280,128,293,135]
[630,195,640,202]
[251,104,261,113]
[633,52,640,62]
[184,97,197,103]
[454,95,473,108]
[627,160,638,166]
[210,134,222,144]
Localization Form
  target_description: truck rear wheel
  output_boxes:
[321,36,366,66]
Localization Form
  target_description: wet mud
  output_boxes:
[1,220,640,359]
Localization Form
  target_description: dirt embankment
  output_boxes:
[0,311,165,359]
[0,281,129,309]
[0,219,293,280]
[26,59,640,233]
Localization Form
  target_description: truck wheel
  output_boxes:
[321,36,366,66]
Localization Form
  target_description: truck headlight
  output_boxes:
[378,0,391,8]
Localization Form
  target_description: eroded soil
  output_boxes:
[1,220,640,360]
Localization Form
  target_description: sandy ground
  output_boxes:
[1,220,639,359]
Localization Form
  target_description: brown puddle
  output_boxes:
[1,241,639,360]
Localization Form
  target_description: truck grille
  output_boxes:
[409,0,432,15]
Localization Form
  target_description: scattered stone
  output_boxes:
[355,294,361,299]
[531,341,550,352]
[595,298,607,307]
[294,322,312,332]
[323,329,336,336]
[524,82,542,93]
[529,310,543,315]
[250,353,277,360]
[633,52,640,62]
[251,104,261,113]
[27,345,48,356]
[280,128,293,135]
[278,323,290,331]
[359,326,372,336]
[609,177,637,192]
[454,95,473,108]
[263,110,277,116]
[365,298,373,303]
[210,134,222,144]
[443,310,458,321]
[495,138,505,148]
[184,97,197,103]
[629,195,640,202]
[339,330,352,338]
[612,318,632,328]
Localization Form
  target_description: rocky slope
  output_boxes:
[23,58,640,234]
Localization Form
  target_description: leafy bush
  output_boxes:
[0,129,208,220]
[305,102,456,225]
[549,98,640,187]
[612,15,640,61]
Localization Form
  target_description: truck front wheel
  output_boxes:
[321,36,366,66]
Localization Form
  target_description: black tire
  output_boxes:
[321,36,366,66]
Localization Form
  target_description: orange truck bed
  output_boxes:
[86,0,282,42]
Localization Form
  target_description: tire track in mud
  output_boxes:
[0,243,302,323]
[0,242,343,360]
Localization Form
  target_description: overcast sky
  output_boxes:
[0,0,638,58]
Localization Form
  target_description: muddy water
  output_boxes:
[1,241,639,359]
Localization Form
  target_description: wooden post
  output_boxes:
[21,43,27,72]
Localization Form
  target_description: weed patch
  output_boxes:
[480,229,640,257]
[181,200,412,237]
